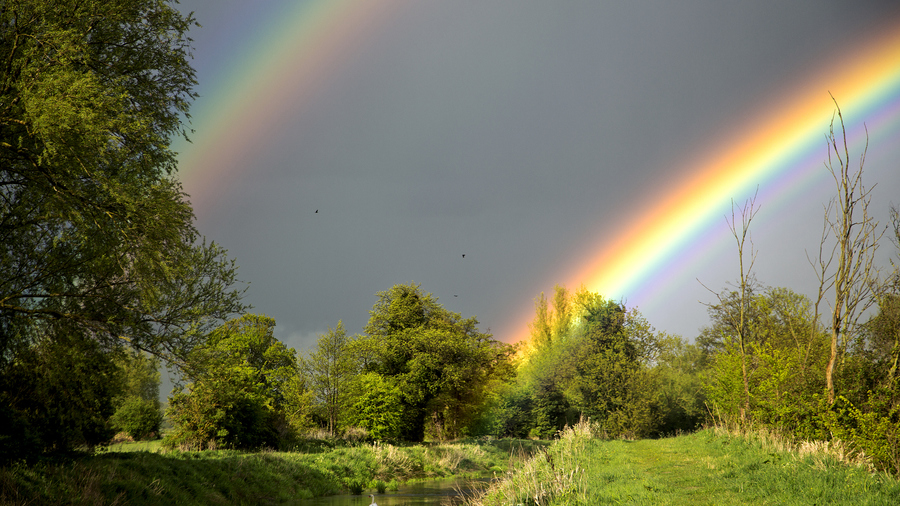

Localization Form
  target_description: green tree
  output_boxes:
[651,335,707,434]
[0,325,119,458]
[0,0,247,459]
[348,372,404,440]
[552,284,574,342]
[702,287,828,435]
[701,195,760,422]
[109,349,163,440]
[301,321,358,436]
[503,286,672,439]
[570,295,656,437]
[113,350,161,405]
[529,292,553,351]
[281,373,314,437]
[166,315,297,450]
[361,283,514,441]
[110,398,162,441]
[0,0,245,357]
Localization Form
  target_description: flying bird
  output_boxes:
[315,209,318,213]
[462,254,465,258]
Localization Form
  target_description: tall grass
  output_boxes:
[463,418,598,505]
[707,417,875,471]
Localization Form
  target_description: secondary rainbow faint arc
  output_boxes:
[176,0,403,211]
[523,23,900,344]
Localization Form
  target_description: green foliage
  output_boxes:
[113,351,161,406]
[109,350,163,441]
[652,335,707,434]
[823,393,900,474]
[349,373,404,440]
[0,0,247,461]
[479,382,534,439]
[702,287,828,433]
[491,286,690,440]
[701,280,900,474]
[282,373,315,436]
[165,315,297,450]
[300,321,358,435]
[0,326,118,460]
[110,398,162,441]
[0,0,246,358]
[361,283,514,441]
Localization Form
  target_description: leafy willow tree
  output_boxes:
[359,283,514,441]
[0,1,247,459]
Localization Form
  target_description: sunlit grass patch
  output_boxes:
[462,427,900,505]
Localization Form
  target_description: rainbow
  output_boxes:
[507,22,900,344]
[174,2,900,343]
[175,0,403,212]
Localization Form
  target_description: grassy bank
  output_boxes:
[467,423,900,505]
[0,439,537,505]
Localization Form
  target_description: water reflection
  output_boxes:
[297,477,489,506]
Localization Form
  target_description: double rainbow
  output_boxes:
[175,2,900,342]
[570,25,900,308]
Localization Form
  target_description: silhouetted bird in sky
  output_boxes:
[462,254,465,258]
[315,209,318,213]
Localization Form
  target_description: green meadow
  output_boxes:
[465,424,900,506]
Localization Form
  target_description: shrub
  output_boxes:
[110,397,162,441]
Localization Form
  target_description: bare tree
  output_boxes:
[810,97,883,404]
[701,191,760,421]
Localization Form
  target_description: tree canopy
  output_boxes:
[0,0,246,362]
[0,0,247,461]
[358,283,514,441]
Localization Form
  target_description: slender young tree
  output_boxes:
[552,284,573,342]
[529,292,553,350]
[301,321,357,436]
[702,193,759,421]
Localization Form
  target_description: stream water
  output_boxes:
[296,477,491,506]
